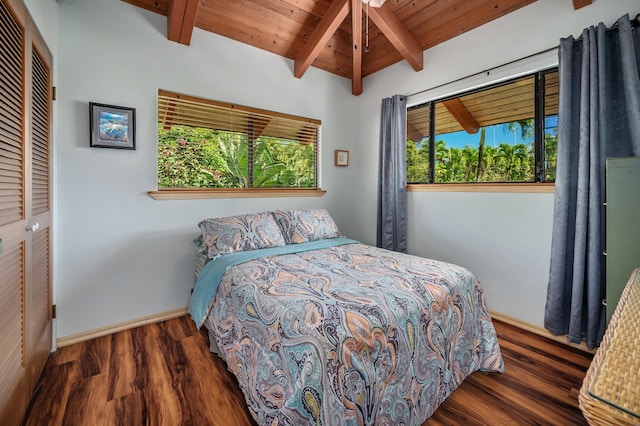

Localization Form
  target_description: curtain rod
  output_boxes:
[404,46,558,99]
[572,12,640,42]
[405,13,639,99]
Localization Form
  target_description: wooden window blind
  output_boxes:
[157,90,321,190]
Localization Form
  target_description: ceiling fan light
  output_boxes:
[361,0,386,7]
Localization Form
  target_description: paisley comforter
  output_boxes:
[190,238,504,425]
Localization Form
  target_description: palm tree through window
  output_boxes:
[407,69,558,184]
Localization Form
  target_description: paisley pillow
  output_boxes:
[199,212,286,259]
[274,209,342,244]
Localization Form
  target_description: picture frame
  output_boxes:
[89,102,136,149]
[335,150,349,167]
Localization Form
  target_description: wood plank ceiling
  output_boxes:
[122,0,592,95]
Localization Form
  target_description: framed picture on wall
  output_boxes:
[89,102,136,149]
[335,150,349,167]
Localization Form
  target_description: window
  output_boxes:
[157,90,321,190]
[406,69,558,184]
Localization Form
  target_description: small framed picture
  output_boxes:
[90,102,136,149]
[335,150,349,167]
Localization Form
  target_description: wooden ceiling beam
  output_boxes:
[572,0,592,10]
[367,4,423,72]
[442,98,480,134]
[351,0,363,95]
[168,0,200,45]
[294,0,350,78]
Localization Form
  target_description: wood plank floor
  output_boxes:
[22,316,593,426]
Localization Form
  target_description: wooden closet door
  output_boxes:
[0,0,29,423]
[0,0,52,424]
[25,23,53,391]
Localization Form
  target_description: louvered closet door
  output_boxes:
[26,34,53,390]
[0,0,52,424]
[0,0,29,423]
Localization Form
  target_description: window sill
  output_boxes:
[147,188,327,200]
[407,183,555,193]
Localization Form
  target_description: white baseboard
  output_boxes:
[56,307,188,348]
[54,307,592,354]
[491,311,595,354]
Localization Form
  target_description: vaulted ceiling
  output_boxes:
[122,0,592,95]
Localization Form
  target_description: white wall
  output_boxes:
[23,0,57,58]
[348,0,640,326]
[54,0,360,338]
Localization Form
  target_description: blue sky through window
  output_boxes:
[430,116,558,149]
[438,123,532,149]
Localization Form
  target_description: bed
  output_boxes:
[189,209,504,425]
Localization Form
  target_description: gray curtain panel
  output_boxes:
[377,95,408,252]
[545,14,640,348]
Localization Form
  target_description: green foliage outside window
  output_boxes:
[158,125,316,189]
[407,119,558,184]
[544,129,558,182]
[406,138,430,183]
